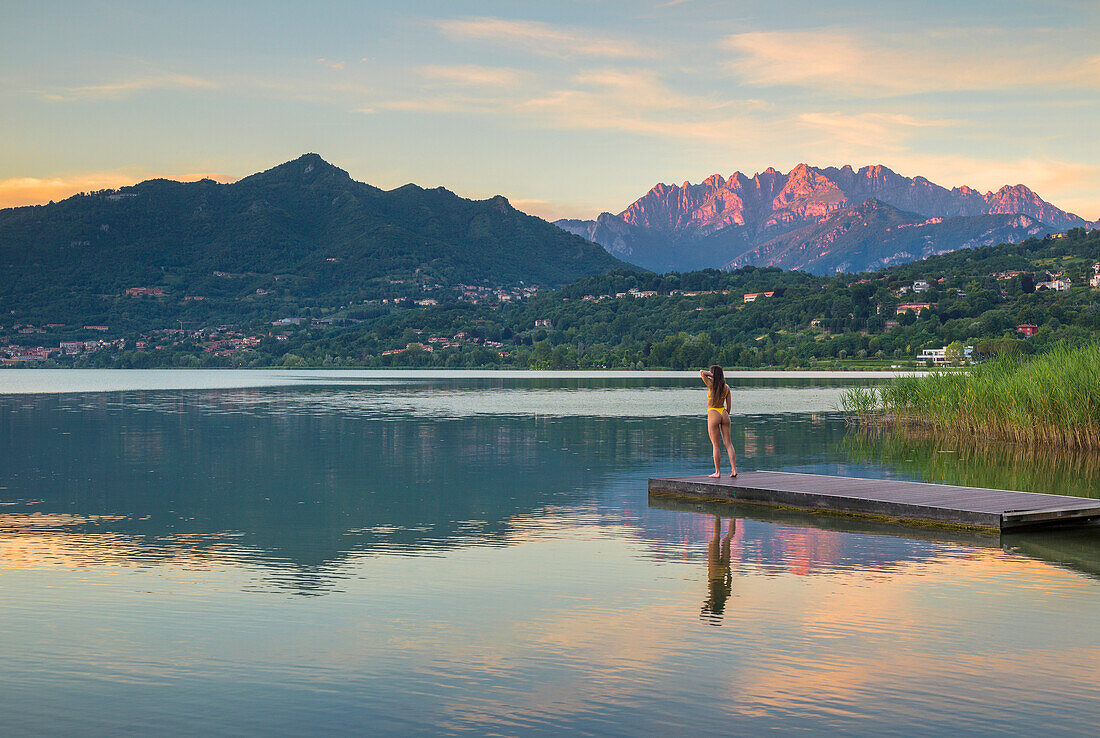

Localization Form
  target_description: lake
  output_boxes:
[2,370,1099,735]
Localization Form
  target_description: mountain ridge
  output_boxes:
[556,163,1091,273]
[0,154,626,325]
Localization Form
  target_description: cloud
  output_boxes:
[519,69,774,141]
[882,153,1100,219]
[722,29,1100,95]
[799,112,956,149]
[570,68,698,109]
[723,31,869,90]
[377,65,779,148]
[437,17,654,58]
[0,171,236,208]
[419,65,523,87]
[508,198,596,221]
[317,58,346,70]
[36,73,219,101]
[378,95,508,114]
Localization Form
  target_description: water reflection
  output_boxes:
[4,387,1100,591]
[4,376,1100,734]
[649,493,1100,585]
[1003,526,1100,581]
[0,390,862,588]
[701,517,737,624]
[843,432,1100,498]
[0,367,902,395]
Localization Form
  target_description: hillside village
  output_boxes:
[4,228,1099,369]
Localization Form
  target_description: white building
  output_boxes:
[917,348,945,365]
[1036,279,1071,292]
[912,280,930,293]
[917,345,974,366]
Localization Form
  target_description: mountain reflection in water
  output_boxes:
[0,388,859,590]
[3,387,1098,589]
[3,376,1100,735]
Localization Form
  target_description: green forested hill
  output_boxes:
[3,185,1099,370]
[0,154,624,325]
[215,227,1100,369]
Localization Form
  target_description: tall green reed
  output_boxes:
[840,343,1100,449]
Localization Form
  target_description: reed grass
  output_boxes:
[841,433,1100,498]
[841,343,1100,449]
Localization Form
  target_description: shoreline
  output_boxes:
[0,367,910,396]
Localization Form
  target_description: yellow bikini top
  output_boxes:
[708,385,729,411]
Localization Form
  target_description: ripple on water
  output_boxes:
[1,372,1099,735]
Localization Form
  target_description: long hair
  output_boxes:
[708,364,727,406]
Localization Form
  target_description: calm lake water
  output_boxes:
[2,369,1099,735]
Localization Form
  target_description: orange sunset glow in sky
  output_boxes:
[2,1,1099,219]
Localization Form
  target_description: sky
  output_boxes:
[2,0,1099,220]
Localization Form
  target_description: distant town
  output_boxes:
[4,255,1099,369]
[0,218,1096,373]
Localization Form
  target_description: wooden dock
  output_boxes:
[648,471,1100,531]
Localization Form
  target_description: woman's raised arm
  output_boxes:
[700,369,712,386]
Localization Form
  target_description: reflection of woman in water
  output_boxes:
[701,516,735,624]
[700,365,737,478]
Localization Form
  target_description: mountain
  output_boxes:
[0,154,624,320]
[727,199,1051,274]
[556,164,1087,274]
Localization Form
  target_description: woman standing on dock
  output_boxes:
[701,365,738,478]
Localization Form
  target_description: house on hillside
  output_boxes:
[1017,324,1038,337]
[912,280,930,293]
[743,291,775,303]
[895,302,936,315]
[1035,279,1071,292]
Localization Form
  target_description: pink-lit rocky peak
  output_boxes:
[556,163,1087,274]
[615,164,1084,235]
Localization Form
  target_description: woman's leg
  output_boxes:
[720,415,737,477]
[707,413,722,477]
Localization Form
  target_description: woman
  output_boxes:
[700,365,737,478]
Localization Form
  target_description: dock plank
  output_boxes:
[648,471,1100,531]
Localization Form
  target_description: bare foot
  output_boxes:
[708,471,721,478]
[730,471,738,478]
